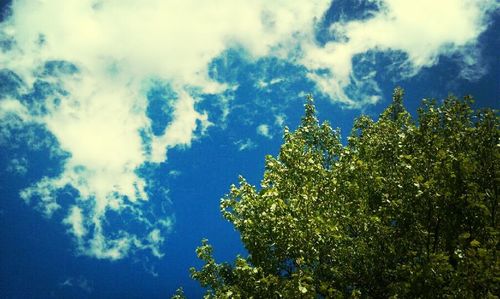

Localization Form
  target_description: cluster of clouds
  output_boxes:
[59,276,93,294]
[0,0,496,260]
[303,0,498,107]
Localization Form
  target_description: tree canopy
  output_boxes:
[188,88,499,298]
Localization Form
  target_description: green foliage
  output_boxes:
[188,89,499,298]
[172,288,187,299]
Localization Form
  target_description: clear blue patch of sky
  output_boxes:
[0,0,10,22]
[146,80,177,136]
[0,69,24,98]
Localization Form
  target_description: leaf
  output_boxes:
[298,285,307,294]
[470,240,480,247]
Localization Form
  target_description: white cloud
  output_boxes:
[256,77,284,89]
[5,157,28,176]
[150,90,211,162]
[0,98,30,120]
[20,176,63,217]
[63,206,86,238]
[60,276,93,294]
[0,0,495,260]
[168,170,181,177]
[274,114,286,127]
[235,138,257,151]
[257,124,272,139]
[301,0,498,107]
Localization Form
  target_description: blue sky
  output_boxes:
[0,0,498,297]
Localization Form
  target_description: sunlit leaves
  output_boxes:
[187,88,499,298]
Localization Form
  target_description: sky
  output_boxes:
[0,0,498,298]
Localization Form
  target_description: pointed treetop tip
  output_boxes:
[304,94,316,113]
[393,87,404,103]
[305,93,314,103]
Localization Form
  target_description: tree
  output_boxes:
[188,88,499,298]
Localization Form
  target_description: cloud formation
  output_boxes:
[0,0,329,259]
[257,124,272,139]
[302,0,498,107]
[60,276,93,294]
[0,0,496,259]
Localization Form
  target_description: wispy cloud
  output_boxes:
[302,0,498,107]
[5,157,28,175]
[256,124,272,139]
[59,276,93,294]
[235,139,257,152]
